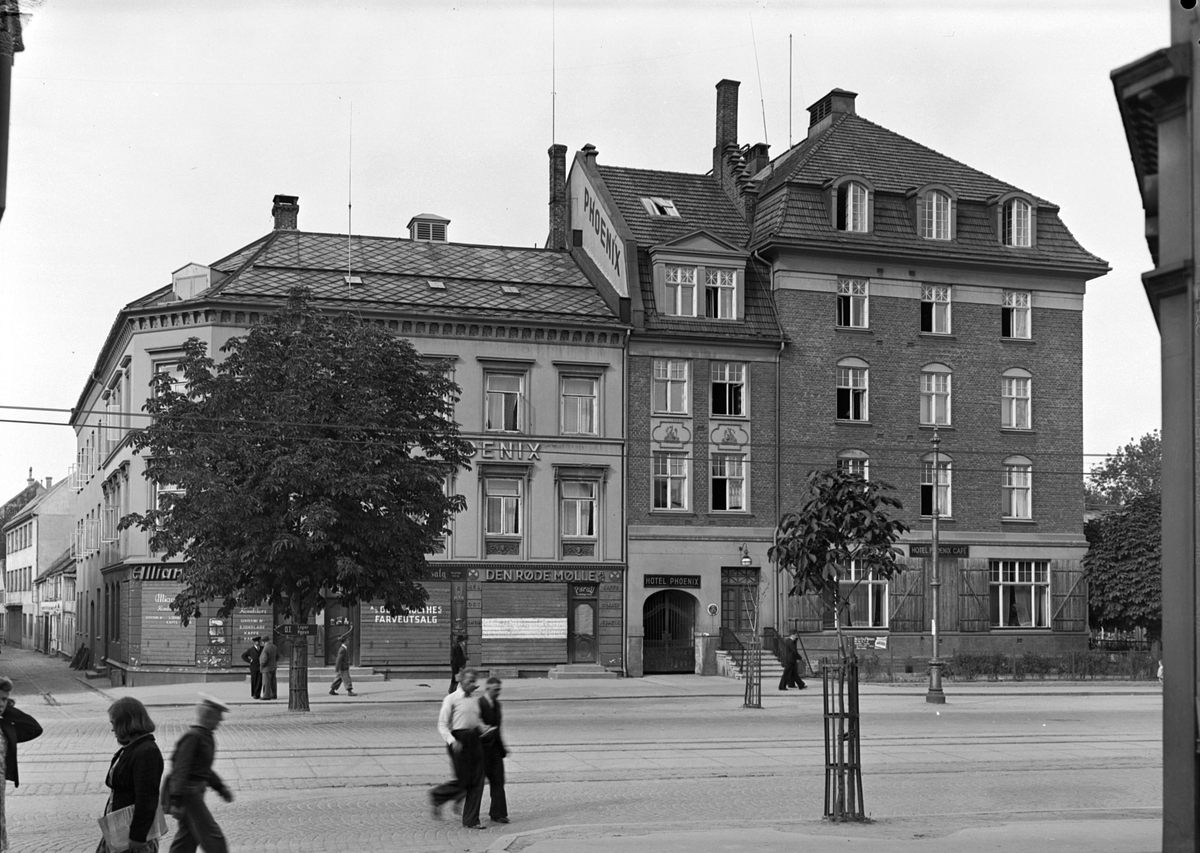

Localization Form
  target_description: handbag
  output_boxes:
[97,802,169,853]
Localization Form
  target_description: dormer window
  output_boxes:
[704,269,736,319]
[407,213,450,243]
[1003,199,1031,247]
[837,181,869,232]
[641,196,681,217]
[665,265,697,316]
[921,191,951,240]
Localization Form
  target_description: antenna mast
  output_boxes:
[551,0,557,145]
[347,101,354,290]
[750,13,768,145]
[789,34,793,149]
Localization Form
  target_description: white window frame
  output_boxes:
[836,279,869,328]
[1002,291,1032,339]
[1003,457,1033,520]
[921,191,951,240]
[836,359,869,422]
[920,365,952,426]
[710,362,746,418]
[484,372,524,433]
[839,181,869,232]
[665,265,697,317]
[560,481,597,539]
[836,449,869,480]
[921,455,952,517]
[485,477,523,536]
[989,560,1050,628]
[838,560,889,629]
[652,451,689,511]
[921,285,951,334]
[704,268,736,320]
[560,375,598,436]
[641,196,681,217]
[652,359,689,414]
[1002,369,1032,429]
[1004,199,1032,247]
[710,452,746,512]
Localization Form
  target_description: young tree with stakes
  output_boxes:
[768,468,909,821]
[121,289,473,711]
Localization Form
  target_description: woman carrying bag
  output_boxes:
[99,697,166,853]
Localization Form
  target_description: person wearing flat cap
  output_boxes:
[161,695,233,853]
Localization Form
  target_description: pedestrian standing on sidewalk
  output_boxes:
[329,633,355,696]
[162,695,233,853]
[429,667,486,829]
[478,676,509,824]
[100,697,164,853]
[240,637,264,700]
[259,636,279,700]
[0,675,43,852]
[778,630,806,690]
[448,635,467,694]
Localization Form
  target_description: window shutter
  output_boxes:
[1050,560,1087,633]
[783,590,824,633]
[888,559,925,632]
[958,559,990,632]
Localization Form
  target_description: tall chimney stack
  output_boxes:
[271,194,299,231]
[714,79,740,175]
[548,144,568,251]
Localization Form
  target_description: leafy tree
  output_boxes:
[769,469,910,659]
[122,289,473,711]
[1084,492,1162,645]
[768,468,910,822]
[1087,430,1160,505]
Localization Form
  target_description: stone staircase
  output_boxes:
[716,649,788,683]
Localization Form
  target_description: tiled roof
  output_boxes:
[597,165,749,247]
[754,185,1108,271]
[756,113,1036,203]
[201,231,620,324]
[636,251,781,341]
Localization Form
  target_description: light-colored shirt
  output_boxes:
[436,688,481,746]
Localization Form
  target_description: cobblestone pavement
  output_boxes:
[0,649,1162,852]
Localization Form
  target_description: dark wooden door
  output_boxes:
[643,590,696,673]
[569,583,598,663]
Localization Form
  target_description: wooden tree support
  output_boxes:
[742,640,763,709]
[822,658,866,821]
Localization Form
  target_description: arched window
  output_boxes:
[1002,455,1032,519]
[836,357,869,421]
[836,181,870,232]
[836,449,869,480]
[921,190,952,240]
[921,451,951,517]
[1001,368,1032,429]
[1003,198,1031,247]
[920,363,952,426]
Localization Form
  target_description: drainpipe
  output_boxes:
[754,248,786,634]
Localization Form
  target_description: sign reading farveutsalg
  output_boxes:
[643,575,701,588]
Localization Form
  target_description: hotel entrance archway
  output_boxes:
[643,590,697,673]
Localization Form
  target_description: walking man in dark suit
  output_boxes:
[430,668,486,829]
[479,676,509,824]
[259,637,280,700]
[778,629,806,690]
[241,637,264,699]
[448,634,467,694]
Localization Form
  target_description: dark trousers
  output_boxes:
[449,669,461,694]
[249,669,262,699]
[430,729,484,826]
[168,789,228,853]
[482,745,508,819]
[779,658,804,689]
[262,670,278,699]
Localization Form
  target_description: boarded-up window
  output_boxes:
[888,560,925,633]
[360,583,451,667]
[482,583,567,664]
[958,559,990,632]
[140,582,194,666]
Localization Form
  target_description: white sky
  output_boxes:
[0,0,1168,496]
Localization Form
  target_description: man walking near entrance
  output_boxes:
[429,667,486,829]
[240,637,263,699]
[448,634,467,694]
[329,632,355,696]
[479,676,509,824]
[778,629,806,690]
[259,636,279,700]
[163,694,233,853]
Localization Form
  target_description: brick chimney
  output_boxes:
[44,476,52,489]
[714,79,740,178]
[271,194,299,230]
[548,144,568,251]
[807,89,857,139]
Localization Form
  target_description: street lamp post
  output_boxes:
[926,428,946,704]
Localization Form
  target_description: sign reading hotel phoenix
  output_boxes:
[569,163,629,298]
